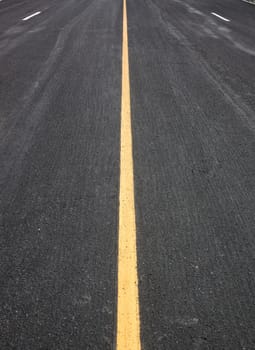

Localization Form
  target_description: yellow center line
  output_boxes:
[116,0,141,349]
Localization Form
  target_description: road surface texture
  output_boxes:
[0,0,255,348]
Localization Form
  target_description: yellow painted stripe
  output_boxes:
[116,0,141,349]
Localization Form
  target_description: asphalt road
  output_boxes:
[0,0,255,348]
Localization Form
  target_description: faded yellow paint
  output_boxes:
[116,0,141,349]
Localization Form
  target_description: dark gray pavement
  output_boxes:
[128,0,255,348]
[0,0,255,348]
[0,0,122,348]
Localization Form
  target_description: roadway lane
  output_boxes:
[128,0,255,348]
[0,0,122,348]
[1,0,255,348]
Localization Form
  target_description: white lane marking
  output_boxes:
[211,12,230,22]
[241,0,255,4]
[22,11,41,21]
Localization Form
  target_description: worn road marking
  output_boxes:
[22,11,41,21]
[116,0,141,349]
[211,12,230,22]
[241,0,255,5]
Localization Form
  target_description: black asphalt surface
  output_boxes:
[0,0,255,348]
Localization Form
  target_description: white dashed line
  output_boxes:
[22,11,41,21]
[241,0,255,4]
[211,12,230,22]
